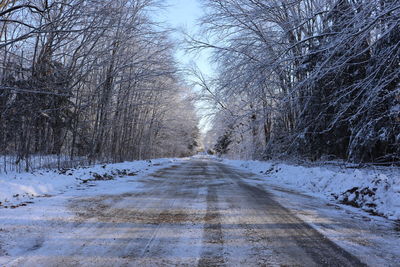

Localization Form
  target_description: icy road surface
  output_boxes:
[1,158,399,266]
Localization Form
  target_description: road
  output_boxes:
[3,159,368,266]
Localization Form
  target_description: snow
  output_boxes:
[2,155,398,219]
[0,158,183,266]
[0,158,179,208]
[221,158,400,220]
[0,156,399,266]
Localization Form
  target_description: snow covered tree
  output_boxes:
[193,0,399,163]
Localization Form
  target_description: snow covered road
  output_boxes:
[1,158,399,266]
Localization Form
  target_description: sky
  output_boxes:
[162,0,201,31]
[162,0,211,74]
[155,0,215,135]
[159,0,212,76]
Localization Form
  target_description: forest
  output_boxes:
[1,0,399,173]
[197,0,399,164]
[0,0,199,172]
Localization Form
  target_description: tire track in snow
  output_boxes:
[198,185,225,267]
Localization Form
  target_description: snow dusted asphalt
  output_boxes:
[0,157,399,266]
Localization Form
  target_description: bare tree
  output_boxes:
[0,0,200,172]
[192,0,399,163]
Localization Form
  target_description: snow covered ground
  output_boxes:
[0,158,184,266]
[0,156,399,266]
[3,155,397,221]
[221,158,400,221]
[0,158,179,209]
[3,155,397,220]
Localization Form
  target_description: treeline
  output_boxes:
[0,0,199,171]
[195,0,399,163]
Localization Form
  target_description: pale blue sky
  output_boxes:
[156,0,214,134]
[156,0,213,78]
[163,0,201,28]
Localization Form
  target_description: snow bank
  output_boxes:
[222,159,400,220]
[0,158,178,207]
